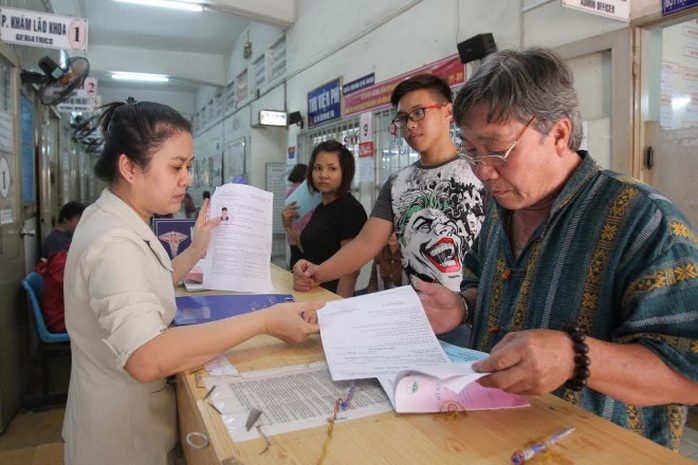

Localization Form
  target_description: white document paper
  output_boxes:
[317,286,450,381]
[203,184,274,292]
[317,287,530,414]
[204,354,239,377]
[204,361,392,442]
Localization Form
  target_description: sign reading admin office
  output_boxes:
[307,78,342,127]
[0,7,88,52]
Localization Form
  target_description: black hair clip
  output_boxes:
[126,96,137,105]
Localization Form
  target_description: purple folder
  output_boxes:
[173,293,294,326]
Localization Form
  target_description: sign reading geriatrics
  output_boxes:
[0,7,88,51]
[307,78,342,127]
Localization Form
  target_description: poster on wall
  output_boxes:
[266,162,287,234]
[224,137,246,183]
[20,94,34,204]
[307,77,342,127]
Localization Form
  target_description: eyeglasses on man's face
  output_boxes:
[391,104,447,129]
[457,116,537,168]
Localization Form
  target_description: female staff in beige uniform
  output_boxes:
[62,99,324,465]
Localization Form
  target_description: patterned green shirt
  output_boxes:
[462,152,698,450]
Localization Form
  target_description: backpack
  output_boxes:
[35,251,68,333]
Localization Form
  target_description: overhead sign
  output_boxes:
[0,7,88,51]
[259,110,287,127]
[56,95,97,113]
[343,73,375,96]
[561,0,630,22]
[56,77,98,112]
[662,0,698,16]
[307,78,342,127]
[344,54,466,117]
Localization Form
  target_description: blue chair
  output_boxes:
[21,271,70,397]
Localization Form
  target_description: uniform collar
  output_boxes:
[96,188,174,272]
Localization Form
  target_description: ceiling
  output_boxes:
[46,0,296,95]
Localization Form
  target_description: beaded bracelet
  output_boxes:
[457,292,471,326]
[562,322,590,391]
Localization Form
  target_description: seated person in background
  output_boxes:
[62,98,323,465]
[417,47,698,450]
[42,200,86,257]
[368,231,405,293]
[287,140,367,297]
[35,249,70,333]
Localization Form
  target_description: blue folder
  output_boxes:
[173,293,294,326]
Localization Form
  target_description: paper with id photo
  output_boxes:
[377,362,530,413]
[203,183,274,292]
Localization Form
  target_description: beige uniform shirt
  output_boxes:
[63,188,177,465]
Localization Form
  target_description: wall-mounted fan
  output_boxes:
[20,56,90,106]
[72,113,104,153]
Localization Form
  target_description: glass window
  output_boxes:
[253,54,266,90]
[225,80,236,110]
[269,38,286,82]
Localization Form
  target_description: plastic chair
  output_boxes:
[21,271,70,397]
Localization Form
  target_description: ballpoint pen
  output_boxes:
[203,384,216,400]
[511,426,575,464]
[340,381,356,409]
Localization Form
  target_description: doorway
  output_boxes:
[639,15,698,227]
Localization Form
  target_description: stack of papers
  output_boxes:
[317,286,529,413]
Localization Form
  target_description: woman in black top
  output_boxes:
[292,140,367,297]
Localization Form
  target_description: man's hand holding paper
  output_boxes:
[316,286,530,413]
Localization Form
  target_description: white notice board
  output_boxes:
[266,162,287,234]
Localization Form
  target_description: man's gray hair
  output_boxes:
[453,47,582,151]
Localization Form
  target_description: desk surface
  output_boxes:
[176,265,691,465]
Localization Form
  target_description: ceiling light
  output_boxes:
[111,72,170,82]
[114,0,204,12]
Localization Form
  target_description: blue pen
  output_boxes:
[511,426,575,464]
[340,381,356,409]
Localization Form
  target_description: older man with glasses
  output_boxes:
[416,46,698,450]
